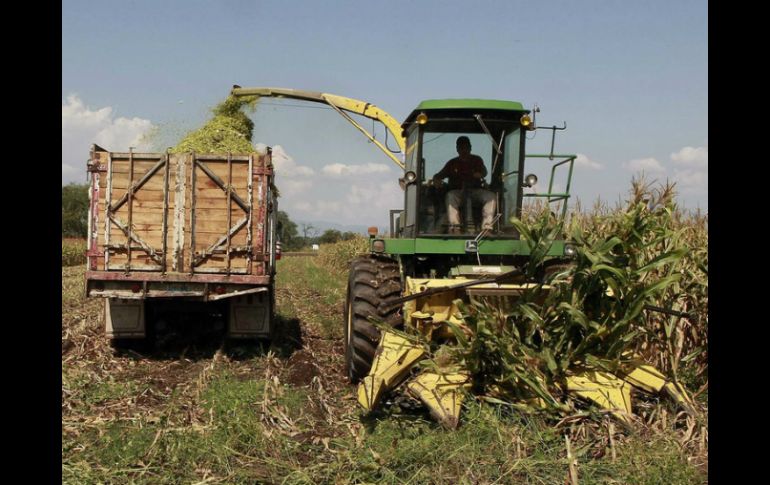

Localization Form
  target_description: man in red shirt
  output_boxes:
[432,136,497,233]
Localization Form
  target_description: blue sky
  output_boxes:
[62,0,707,227]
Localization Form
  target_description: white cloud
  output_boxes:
[62,95,111,130]
[62,94,154,184]
[280,179,313,196]
[286,180,401,225]
[671,145,708,168]
[346,182,397,206]
[293,199,342,215]
[265,146,398,223]
[266,144,315,177]
[624,157,666,173]
[672,168,708,196]
[669,144,708,197]
[321,162,391,177]
[293,201,313,212]
[574,153,603,170]
[672,169,707,188]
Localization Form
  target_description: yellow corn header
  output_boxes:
[355,279,695,429]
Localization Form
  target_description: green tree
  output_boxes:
[277,211,303,251]
[319,229,343,244]
[62,183,90,237]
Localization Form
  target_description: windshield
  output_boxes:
[417,123,523,237]
[422,133,494,186]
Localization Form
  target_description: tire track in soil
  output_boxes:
[63,266,247,429]
[272,285,355,416]
[63,263,356,443]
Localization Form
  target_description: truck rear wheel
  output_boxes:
[344,255,402,383]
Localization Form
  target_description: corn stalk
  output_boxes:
[440,178,707,415]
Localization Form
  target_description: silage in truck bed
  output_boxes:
[173,95,259,153]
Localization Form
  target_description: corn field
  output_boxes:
[560,178,707,389]
[431,178,708,418]
[351,178,708,427]
[62,238,87,266]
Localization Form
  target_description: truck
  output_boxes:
[84,144,280,344]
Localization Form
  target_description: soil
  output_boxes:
[62,273,350,436]
[285,349,320,386]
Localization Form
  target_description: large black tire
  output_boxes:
[343,255,403,383]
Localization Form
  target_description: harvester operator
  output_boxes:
[432,136,496,233]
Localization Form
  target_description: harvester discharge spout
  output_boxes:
[230,86,406,169]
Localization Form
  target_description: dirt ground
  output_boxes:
[62,264,354,442]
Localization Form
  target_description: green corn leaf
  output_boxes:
[592,263,626,281]
[542,348,558,373]
[642,274,682,296]
[681,347,705,363]
[637,248,688,273]
[445,321,469,348]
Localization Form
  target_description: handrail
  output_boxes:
[522,154,577,219]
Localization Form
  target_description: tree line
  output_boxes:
[62,183,90,237]
[276,211,359,250]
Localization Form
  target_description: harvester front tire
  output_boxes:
[344,255,402,383]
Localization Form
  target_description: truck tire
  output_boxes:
[343,255,402,383]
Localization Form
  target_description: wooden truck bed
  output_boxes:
[84,145,278,339]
